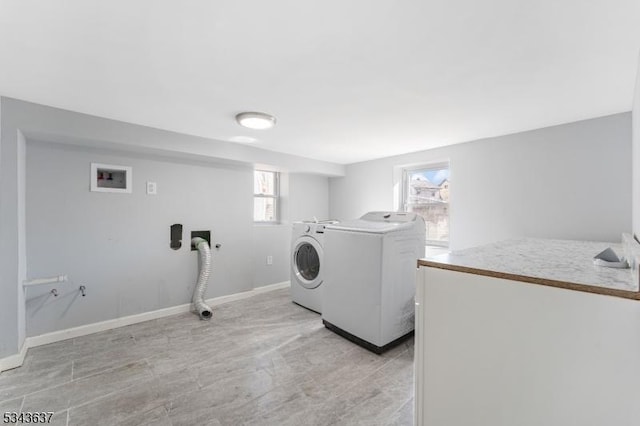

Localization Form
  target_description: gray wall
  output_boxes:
[289,173,331,222]
[25,142,255,337]
[252,225,292,289]
[0,101,16,357]
[17,131,27,349]
[0,101,28,358]
[633,55,640,238]
[330,113,632,250]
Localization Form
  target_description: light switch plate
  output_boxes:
[146,181,157,195]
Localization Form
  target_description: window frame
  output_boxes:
[253,170,280,224]
[401,161,450,248]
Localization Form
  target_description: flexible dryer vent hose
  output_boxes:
[192,237,213,320]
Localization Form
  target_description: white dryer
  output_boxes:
[290,220,336,313]
[322,212,425,353]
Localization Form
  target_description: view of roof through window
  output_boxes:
[405,166,449,246]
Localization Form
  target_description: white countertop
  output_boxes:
[422,238,638,293]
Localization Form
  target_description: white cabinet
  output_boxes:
[415,266,640,426]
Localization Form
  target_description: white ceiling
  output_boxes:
[0,0,639,165]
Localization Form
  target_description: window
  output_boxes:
[402,163,450,246]
[254,170,279,223]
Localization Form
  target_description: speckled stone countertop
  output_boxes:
[418,238,640,300]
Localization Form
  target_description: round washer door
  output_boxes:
[292,236,324,289]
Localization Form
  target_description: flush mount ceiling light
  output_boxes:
[235,112,276,130]
[229,135,258,143]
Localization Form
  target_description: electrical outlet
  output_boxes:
[146,181,157,195]
[266,255,273,265]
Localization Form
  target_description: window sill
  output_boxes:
[253,222,285,227]
[424,245,450,258]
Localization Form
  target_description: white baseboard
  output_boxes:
[0,341,28,373]
[0,281,290,373]
[253,281,291,293]
[26,303,192,349]
[209,281,290,306]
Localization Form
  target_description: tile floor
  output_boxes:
[0,289,414,425]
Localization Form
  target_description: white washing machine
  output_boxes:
[290,220,336,313]
[322,212,425,353]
